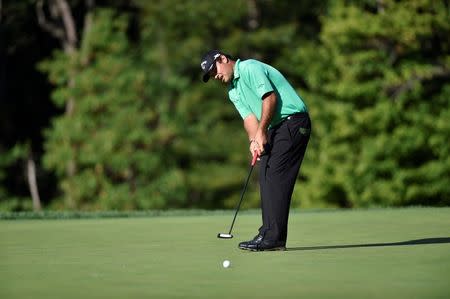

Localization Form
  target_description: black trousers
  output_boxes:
[258,112,311,243]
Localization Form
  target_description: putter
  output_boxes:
[218,152,258,239]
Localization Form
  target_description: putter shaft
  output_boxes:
[225,153,258,236]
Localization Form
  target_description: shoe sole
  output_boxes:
[239,246,286,252]
[238,246,251,251]
[251,246,286,252]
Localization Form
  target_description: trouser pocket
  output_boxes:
[287,114,311,148]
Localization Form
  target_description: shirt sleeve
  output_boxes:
[242,62,274,100]
[228,87,252,120]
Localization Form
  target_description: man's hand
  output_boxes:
[250,129,267,156]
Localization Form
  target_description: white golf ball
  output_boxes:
[222,260,231,268]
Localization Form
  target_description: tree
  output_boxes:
[38,0,327,210]
[0,0,60,211]
[8,0,448,211]
[298,0,450,207]
[36,0,96,207]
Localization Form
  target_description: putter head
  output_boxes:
[217,233,233,239]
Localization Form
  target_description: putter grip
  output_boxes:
[251,152,258,166]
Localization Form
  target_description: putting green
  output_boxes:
[1,208,449,298]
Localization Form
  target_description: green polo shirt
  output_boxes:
[228,59,307,128]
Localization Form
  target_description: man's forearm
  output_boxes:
[243,114,259,141]
[248,92,277,156]
[258,92,277,132]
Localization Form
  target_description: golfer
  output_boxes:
[201,50,311,251]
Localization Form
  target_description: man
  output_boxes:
[200,50,311,251]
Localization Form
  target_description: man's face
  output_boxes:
[209,55,233,84]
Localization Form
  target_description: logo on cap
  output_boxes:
[201,61,207,71]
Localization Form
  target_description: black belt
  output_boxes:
[286,112,308,120]
[271,112,308,130]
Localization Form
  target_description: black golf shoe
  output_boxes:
[245,239,286,251]
[238,234,264,250]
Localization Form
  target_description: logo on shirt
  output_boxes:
[299,128,311,135]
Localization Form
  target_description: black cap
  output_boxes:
[200,50,223,82]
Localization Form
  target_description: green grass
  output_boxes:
[1,208,449,298]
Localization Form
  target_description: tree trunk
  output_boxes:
[247,0,259,30]
[27,156,42,211]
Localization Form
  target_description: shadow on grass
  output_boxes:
[287,237,450,251]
